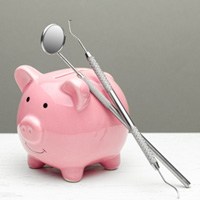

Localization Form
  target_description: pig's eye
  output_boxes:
[43,103,48,108]
[26,97,30,102]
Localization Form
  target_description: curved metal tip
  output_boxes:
[157,168,180,199]
[67,19,88,53]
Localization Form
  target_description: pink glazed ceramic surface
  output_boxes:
[15,65,129,182]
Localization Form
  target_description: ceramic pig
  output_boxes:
[15,65,129,182]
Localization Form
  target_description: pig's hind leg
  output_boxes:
[100,154,120,170]
[27,155,45,169]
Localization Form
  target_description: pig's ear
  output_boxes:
[15,65,41,92]
[61,78,90,111]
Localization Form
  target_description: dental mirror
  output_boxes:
[41,24,65,54]
[41,24,81,75]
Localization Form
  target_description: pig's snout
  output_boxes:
[18,116,42,144]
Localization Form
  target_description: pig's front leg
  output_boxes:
[101,154,120,170]
[61,167,84,182]
[27,155,45,169]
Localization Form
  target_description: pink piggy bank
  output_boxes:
[15,65,128,182]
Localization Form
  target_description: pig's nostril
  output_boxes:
[28,127,32,134]
[21,126,26,133]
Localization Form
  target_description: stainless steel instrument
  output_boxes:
[67,20,192,197]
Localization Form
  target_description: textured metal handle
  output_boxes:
[87,56,113,92]
[130,126,158,167]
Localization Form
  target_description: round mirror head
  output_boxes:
[41,24,65,54]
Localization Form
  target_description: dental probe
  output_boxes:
[67,20,191,197]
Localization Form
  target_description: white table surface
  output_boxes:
[0,133,199,200]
